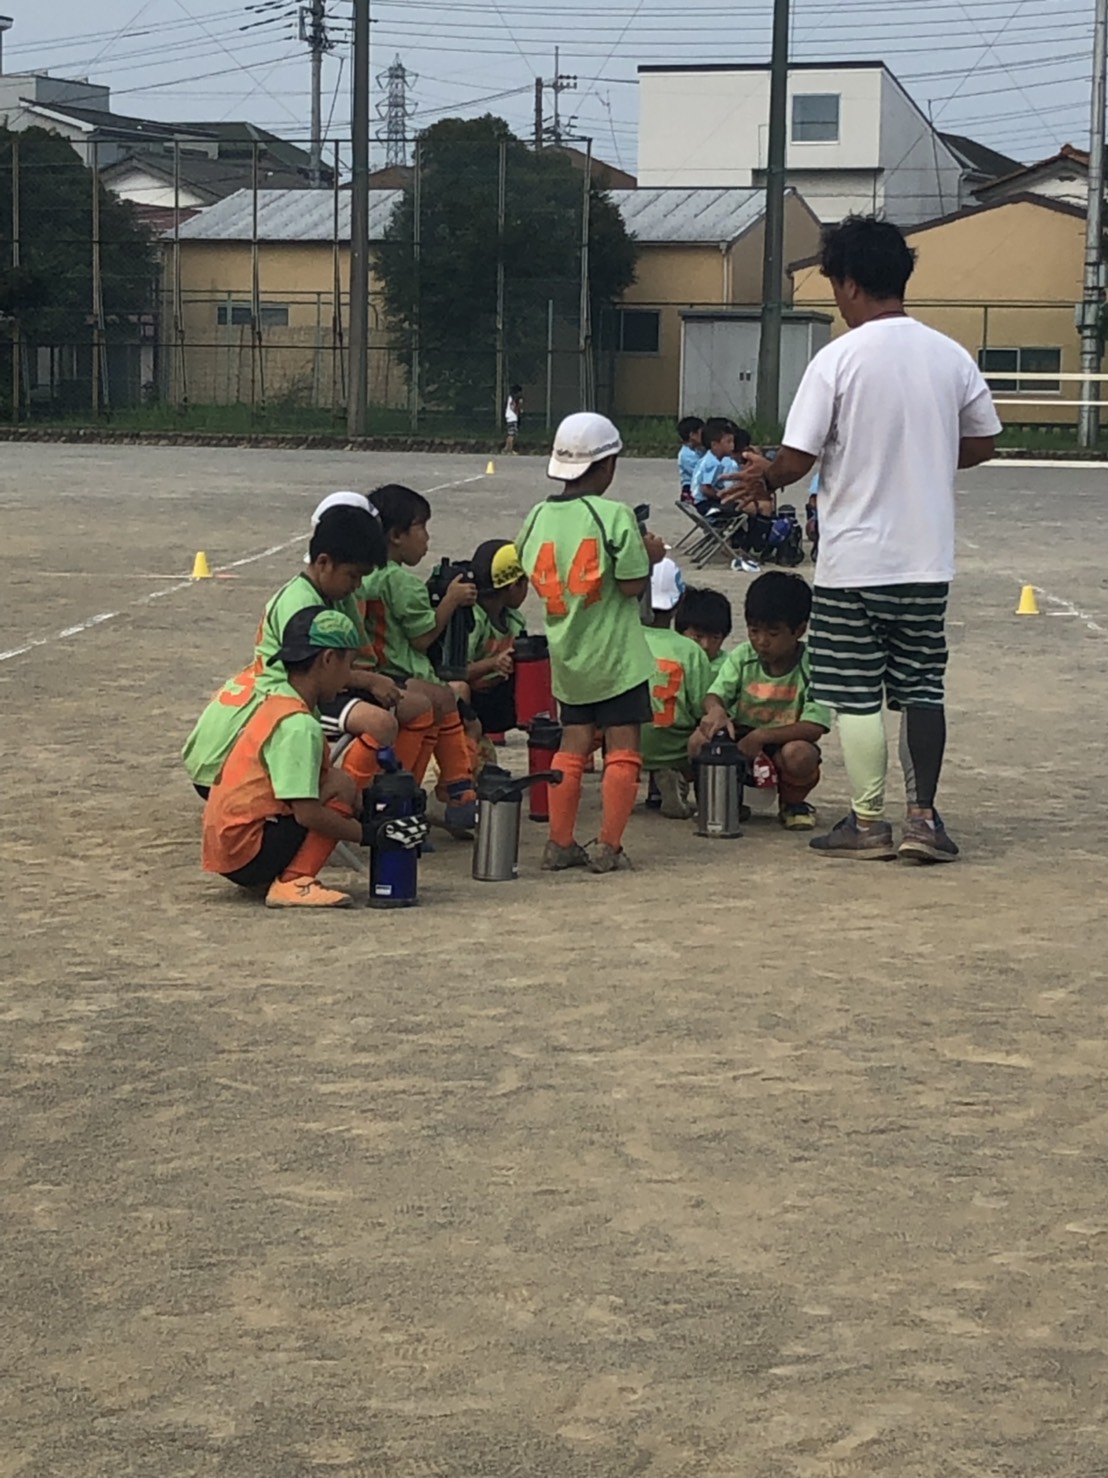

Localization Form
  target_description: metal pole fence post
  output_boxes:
[1079,0,1108,447]
[578,138,592,410]
[495,139,507,435]
[545,296,554,430]
[332,138,344,415]
[756,0,789,428]
[91,140,100,418]
[10,134,19,424]
[347,0,371,437]
[410,139,421,432]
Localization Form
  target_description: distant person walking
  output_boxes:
[503,385,524,454]
[730,215,1001,864]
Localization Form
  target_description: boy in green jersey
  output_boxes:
[465,539,529,737]
[517,412,666,874]
[360,483,480,832]
[182,506,425,797]
[693,571,831,830]
[674,586,733,678]
[641,557,713,820]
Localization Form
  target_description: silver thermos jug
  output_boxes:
[473,764,564,882]
[696,732,743,839]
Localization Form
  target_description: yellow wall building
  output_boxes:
[791,194,1087,425]
[167,185,823,420]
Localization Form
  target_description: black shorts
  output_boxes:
[318,687,387,741]
[471,677,517,735]
[559,682,652,730]
[223,814,307,889]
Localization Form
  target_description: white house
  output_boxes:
[637,61,982,226]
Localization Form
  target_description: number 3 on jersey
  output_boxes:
[530,538,602,618]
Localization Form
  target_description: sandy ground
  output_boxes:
[1,444,1107,1477]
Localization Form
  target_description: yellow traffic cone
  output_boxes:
[1016,585,1039,616]
[485,459,496,476]
[191,551,213,580]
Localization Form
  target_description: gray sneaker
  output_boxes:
[541,840,590,872]
[655,769,695,820]
[586,841,633,874]
[809,813,896,860]
[899,814,959,864]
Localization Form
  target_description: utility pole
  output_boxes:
[347,0,370,437]
[756,0,790,428]
[1079,0,1108,448]
[534,75,544,149]
[0,17,13,77]
[376,54,415,168]
[550,48,577,146]
[301,0,333,188]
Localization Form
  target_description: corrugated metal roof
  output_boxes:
[607,187,769,244]
[173,184,775,247]
[174,189,402,242]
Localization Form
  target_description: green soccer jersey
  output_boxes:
[708,641,833,733]
[256,572,366,694]
[358,561,437,681]
[517,493,653,708]
[708,650,727,680]
[182,571,364,788]
[467,603,527,691]
[640,627,713,770]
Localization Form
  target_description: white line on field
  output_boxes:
[0,471,487,666]
[1033,588,1107,635]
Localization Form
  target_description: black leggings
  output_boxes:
[224,815,307,889]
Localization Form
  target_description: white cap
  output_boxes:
[547,411,623,482]
[310,490,375,528]
[651,556,686,612]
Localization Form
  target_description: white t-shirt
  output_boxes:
[782,317,1002,588]
[505,396,520,426]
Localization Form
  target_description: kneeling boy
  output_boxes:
[202,607,421,909]
[691,571,831,830]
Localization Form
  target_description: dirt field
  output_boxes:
[2,444,1107,1477]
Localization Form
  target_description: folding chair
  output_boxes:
[673,501,747,569]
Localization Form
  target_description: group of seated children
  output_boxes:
[185,409,829,908]
[678,415,807,571]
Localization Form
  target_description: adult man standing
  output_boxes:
[729,215,1001,863]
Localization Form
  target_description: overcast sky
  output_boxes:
[3,0,1096,172]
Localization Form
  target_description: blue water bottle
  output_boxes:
[364,749,426,909]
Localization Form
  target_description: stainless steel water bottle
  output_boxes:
[473,765,563,882]
[696,733,743,840]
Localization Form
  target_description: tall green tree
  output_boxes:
[377,115,637,418]
[0,126,157,406]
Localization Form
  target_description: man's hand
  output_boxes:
[737,729,769,762]
[643,531,667,566]
[363,672,402,708]
[446,574,478,609]
[698,704,734,742]
[721,449,773,507]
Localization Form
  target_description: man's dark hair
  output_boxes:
[308,505,386,568]
[675,585,733,638]
[510,383,523,395]
[744,571,812,632]
[283,652,324,675]
[703,416,737,449]
[678,415,705,441]
[371,483,433,536]
[820,214,917,300]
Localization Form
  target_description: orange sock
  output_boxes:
[338,734,383,791]
[599,749,641,850]
[435,710,474,792]
[282,798,352,881]
[548,750,587,848]
[393,707,437,781]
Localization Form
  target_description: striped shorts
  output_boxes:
[809,583,949,714]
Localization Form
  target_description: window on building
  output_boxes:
[791,93,840,143]
[601,308,661,355]
[978,346,1061,395]
[217,303,290,329]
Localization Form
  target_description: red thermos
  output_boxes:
[527,714,563,822]
[513,634,555,728]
